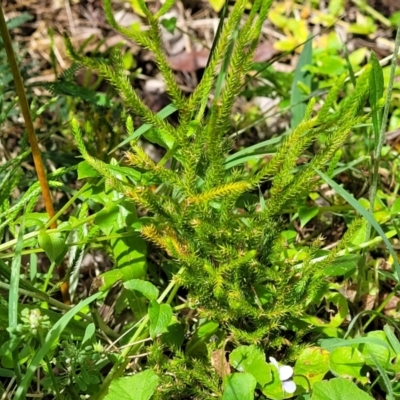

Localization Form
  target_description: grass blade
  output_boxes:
[108,103,177,154]
[366,21,400,241]
[290,35,312,129]
[14,292,102,400]
[314,167,400,281]
[9,218,24,332]
[369,51,384,142]
[9,215,25,382]
[383,324,400,354]
[369,352,394,400]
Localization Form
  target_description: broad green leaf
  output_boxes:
[125,289,148,321]
[105,369,159,400]
[77,160,100,179]
[30,253,37,281]
[222,373,257,400]
[16,213,47,229]
[229,345,272,387]
[0,368,14,377]
[324,255,359,277]
[298,206,319,228]
[123,279,159,301]
[82,323,96,346]
[161,316,185,348]
[93,264,148,293]
[5,12,33,30]
[93,269,124,292]
[38,230,68,264]
[262,362,286,400]
[329,347,366,383]
[118,200,139,229]
[305,55,345,76]
[358,331,394,368]
[107,164,141,182]
[291,36,312,128]
[148,301,173,339]
[80,181,109,205]
[311,378,373,400]
[350,219,368,246]
[111,230,147,274]
[391,198,400,214]
[290,316,342,339]
[269,5,287,29]
[253,284,273,307]
[196,321,219,338]
[294,347,330,393]
[186,321,219,356]
[143,128,175,150]
[95,204,120,235]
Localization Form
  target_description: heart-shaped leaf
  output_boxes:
[148,301,173,339]
[105,369,158,400]
[124,279,159,301]
[222,373,257,400]
[229,345,272,387]
[311,378,373,400]
[329,347,367,383]
[38,230,67,264]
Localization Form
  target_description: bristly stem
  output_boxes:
[0,4,70,304]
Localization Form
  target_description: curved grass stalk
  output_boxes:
[0,4,70,304]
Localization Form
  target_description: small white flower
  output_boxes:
[269,357,297,394]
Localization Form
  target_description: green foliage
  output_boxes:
[3,0,400,399]
[147,343,222,399]
[104,369,159,400]
[290,35,312,128]
[311,378,373,400]
[222,373,257,400]
[68,0,372,353]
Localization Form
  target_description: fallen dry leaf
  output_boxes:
[211,349,231,378]
[168,41,278,72]
[168,49,210,72]
[382,293,400,319]
[253,41,278,62]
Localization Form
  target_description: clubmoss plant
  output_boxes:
[69,0,371,348]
